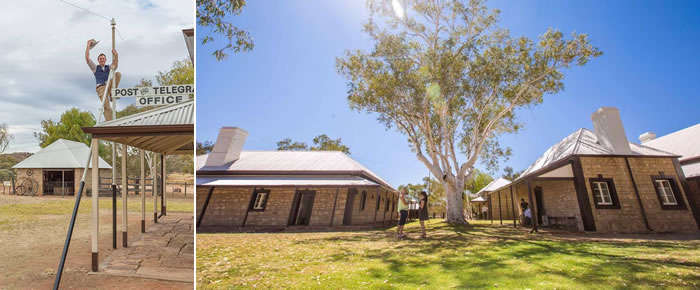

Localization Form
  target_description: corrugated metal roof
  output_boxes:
[643,123,700,163]
[198,150,394,189]
[476,178,511,195]
[197,175,379,187]
[13,139,111,169]
[95,99,193,127]
[519,128,675,178]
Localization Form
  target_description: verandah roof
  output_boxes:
[82,99,194,155]
[197,175,379,187]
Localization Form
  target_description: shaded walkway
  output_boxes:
[98,213,193,282]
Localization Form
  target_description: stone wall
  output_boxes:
[197,185,398,228]
[580,156,698,233]
[626,157,698,232]
[532,179,583,231]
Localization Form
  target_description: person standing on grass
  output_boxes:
[482,205,488,220]
[396,188,409,238]
[418,191,429,238]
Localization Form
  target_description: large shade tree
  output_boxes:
[337,0,601,224]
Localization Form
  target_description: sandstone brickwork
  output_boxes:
[197,185,398,229]
[580,156,698,233]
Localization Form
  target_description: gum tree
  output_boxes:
[336,0,601,224]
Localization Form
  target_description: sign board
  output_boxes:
[112,84,194,98]
[3,181,10,187]
[135,95,191,107]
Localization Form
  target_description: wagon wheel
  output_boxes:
[25,178,38,196]
[16,177,38,196]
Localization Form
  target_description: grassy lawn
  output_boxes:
[197,220,700,289]
[0,196,192,230]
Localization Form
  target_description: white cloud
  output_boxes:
[0,0,194,153]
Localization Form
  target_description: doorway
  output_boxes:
[342,188,357,225]
[289,190,316,226]
[43,169,75,196]
[534,186,545,226]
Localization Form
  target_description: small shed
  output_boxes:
[13,139,111,196]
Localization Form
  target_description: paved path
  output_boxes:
[99,213,194,283]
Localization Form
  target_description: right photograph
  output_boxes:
[195,0,700,289]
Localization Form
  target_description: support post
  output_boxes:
[241,187,256,227]
[624,157,652,231]
[527,178,538,233]
[111,183,116,249]
[498,191,503,225]
[373,187,379,228]
[330,187,339,227]
[91,139,99,272]
[62,170,65,198]
[510,185,516,228]
[197,186,215,227]
[153,152,158,223]
[140,150,145,233]
[161,154,166,216]
[121,143,128,247]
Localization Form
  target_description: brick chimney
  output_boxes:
[590,107,633,154]
[639,132,656,144]
[204,127,248,167]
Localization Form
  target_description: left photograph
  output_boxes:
[0,1,194,288]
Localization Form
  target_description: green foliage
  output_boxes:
[156,59,194,86]
[336,0,601,223]
[277,134,351,154]
[276,138,308,151]
[34,108,95,148]
[466,168,494,194]
[197,0,254,60]
[502,166,523,181]
[197,140,215,155]
[0,123,12,154]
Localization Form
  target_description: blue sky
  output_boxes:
[196,0,700,188]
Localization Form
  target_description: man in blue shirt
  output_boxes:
[85,39,121,121]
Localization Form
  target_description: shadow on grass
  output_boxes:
[286,221,700,288]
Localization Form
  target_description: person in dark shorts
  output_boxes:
[519,199,529,225]
[397,188,409,238]
[419,191,429,238]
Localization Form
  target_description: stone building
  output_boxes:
[196,127,398,230]
[640,123,700,225]
[486,107,700,233]
[13,139,111,196]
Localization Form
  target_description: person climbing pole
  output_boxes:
[85,39,120,121]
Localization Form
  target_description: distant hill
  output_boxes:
[0,152,32,170]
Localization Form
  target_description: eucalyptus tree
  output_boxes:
[336,0,601,223]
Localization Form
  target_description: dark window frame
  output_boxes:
[650,175,686,210]
[588,176,621,209]
[248,189,271,212]
[359,191,367,211]
[385,197,390,212]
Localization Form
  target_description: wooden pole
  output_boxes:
[510,185,516,228]
[499,191,503,225]
[90,139,99,272]
[121,144,128,247]
[527,178,538,233]
[161,154,166,216]
[110,19,117,250]
[330,187,339,227]
[140,150,145,233]
[153,152,157,223]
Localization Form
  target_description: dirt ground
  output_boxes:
[0,194,193,289]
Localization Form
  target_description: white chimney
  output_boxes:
[639,132,656,144]
[590,107,633,154]
[204,127,249,167]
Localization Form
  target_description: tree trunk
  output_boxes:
[444,183,468,224]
